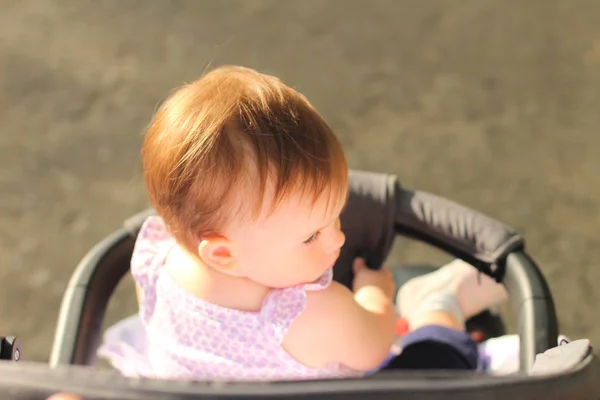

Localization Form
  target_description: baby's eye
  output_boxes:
[303,231,321,245]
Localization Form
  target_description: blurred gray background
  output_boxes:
[1,0,599,362]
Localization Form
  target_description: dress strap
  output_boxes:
[261,268,334,343]
[130,216,175,323]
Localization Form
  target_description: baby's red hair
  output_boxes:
[142,66,348,252]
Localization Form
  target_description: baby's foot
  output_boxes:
[405,291,466,331]
[396,259,508,322]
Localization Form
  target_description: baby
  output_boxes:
[99,66,509,381]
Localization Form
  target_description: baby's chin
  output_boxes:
[310,265,334,283]
[290,269,330,287]
[266,265,334,288]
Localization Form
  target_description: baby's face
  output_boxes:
[229,189,346,288]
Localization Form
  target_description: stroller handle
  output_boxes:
[503,251,559,371]
[394,187,525,281]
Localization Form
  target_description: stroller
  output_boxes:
[0,170,597,399]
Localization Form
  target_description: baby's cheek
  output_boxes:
[308,249,326,268]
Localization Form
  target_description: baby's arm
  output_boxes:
[283,261,396,371]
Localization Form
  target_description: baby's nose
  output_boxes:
[332,227,345,251]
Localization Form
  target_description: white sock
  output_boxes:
[397,259,508,321]
[408,291,466,330]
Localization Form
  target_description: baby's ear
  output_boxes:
[198,237,241,276]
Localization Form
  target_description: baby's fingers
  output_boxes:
[353,257,367,272]
[379,265,392,276]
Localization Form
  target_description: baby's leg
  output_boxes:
[380,260,508,371]
[396,259,508,322]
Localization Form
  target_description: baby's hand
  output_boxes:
[352,257,396,300]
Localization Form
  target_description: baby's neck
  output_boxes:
[164,244,269,312]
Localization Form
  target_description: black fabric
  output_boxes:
[382,325,479,371]
[394,188,524,281]
[334,170,397,288]
[382,342,473,371]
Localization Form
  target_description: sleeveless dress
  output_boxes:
[98,216,363,381]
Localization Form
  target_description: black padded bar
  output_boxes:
[335,170,397,288]
[49,230,135,367]
[394,187,525,281]
[2,356,599,400]
[503,252,559,372]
